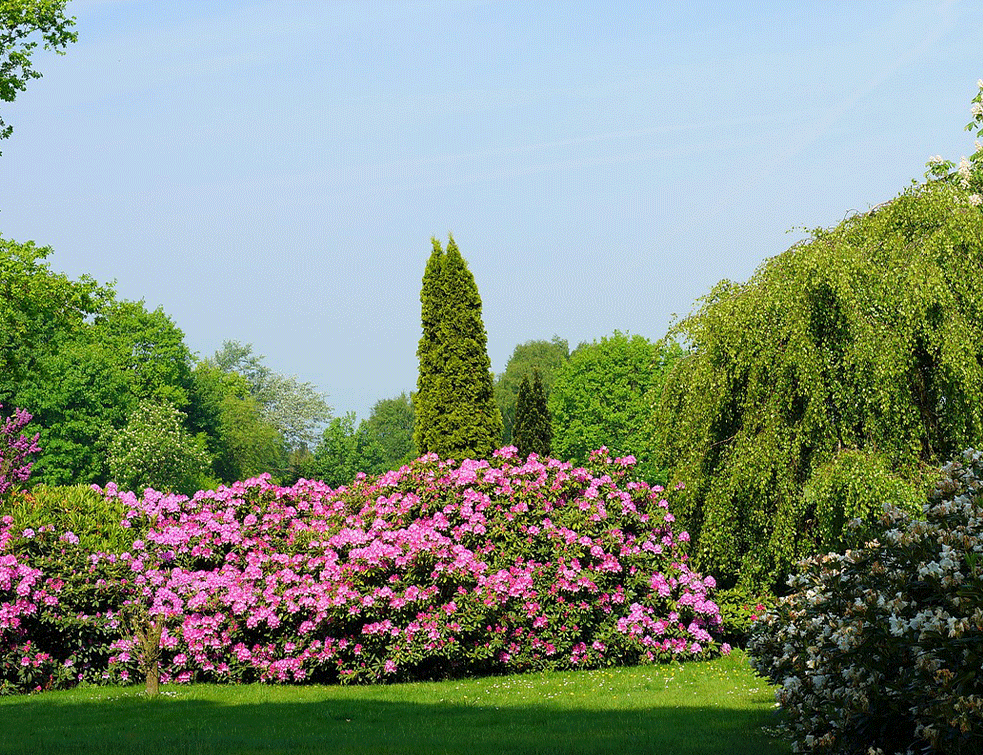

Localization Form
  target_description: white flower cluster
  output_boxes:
[748,448,983,754]
[958,156,973,188]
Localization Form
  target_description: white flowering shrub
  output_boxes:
[747,448,983,754]
[107,400,212,496]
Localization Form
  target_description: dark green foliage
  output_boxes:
[305,412,366,488]
[494,337,569,443]
[652,177,983,592]
[513,369,552,458]
[412,239,445,456]
[90,300,195,409]
[360,392,415,468]
[549,332,681,484]
[514,375,531,452]
[413,236,501,459]
[188,360,284,484]
[299,394,416,487]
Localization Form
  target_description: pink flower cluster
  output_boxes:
[0,406,41,497]
[2,447,726,691]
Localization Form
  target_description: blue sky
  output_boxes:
[2,0,981,420]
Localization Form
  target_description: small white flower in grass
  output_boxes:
[969,194,982,206]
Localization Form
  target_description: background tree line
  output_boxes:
[7,4,983,603]
[0,233,678,495]
[9,152,983,601]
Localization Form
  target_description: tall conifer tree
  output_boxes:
[414,235,501,459]
[514,368,552,458]
[413,238,445,455]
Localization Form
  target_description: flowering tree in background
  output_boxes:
[107,400,211,495]
[209,340,332,450]
[0,405,40,496]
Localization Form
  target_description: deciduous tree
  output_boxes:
[211,341,331,451]
[651,91,983,592]
[13,298,197,486]
[0,237,111,404]
[549,331,679,484]
[360,392,415,469]
[188,360,284,483]
[107,399,211,495]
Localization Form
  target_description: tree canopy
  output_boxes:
[187,360,284,484]
[494,337,568,444]
[210,341,331,451]
[549,332,680,483]
[107,399,211,495]
[652,161,983,592]
[360,392,415,468]
[0,237,111,404]
[11,294,196,486]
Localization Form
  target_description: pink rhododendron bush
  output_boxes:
[1,447,726,694]
[748,448,983,755]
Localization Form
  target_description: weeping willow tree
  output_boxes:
[651,85,983,593]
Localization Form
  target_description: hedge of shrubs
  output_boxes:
[1,447,727,694]
[748,448,983,755]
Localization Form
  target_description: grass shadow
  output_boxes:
[0,657,790,755]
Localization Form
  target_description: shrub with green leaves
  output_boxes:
[3,484,134,553]
[747,448,983,755]
[713,585,774,647]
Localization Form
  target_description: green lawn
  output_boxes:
[0,651,789,755]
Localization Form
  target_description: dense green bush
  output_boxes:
[748,448,983,754]
[799,449,928,554]
[712,585,774,647]
[3,483,134,553]
[513,369,552,458]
